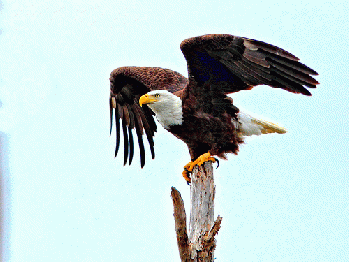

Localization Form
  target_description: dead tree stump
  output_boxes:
[171,162,222,262]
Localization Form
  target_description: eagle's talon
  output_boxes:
[182,161,192,183]
[182,169,192,184]
[214,158,219,168]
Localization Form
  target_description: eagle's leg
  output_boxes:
[182,152,217,184]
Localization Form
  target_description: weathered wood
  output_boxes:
[171,187,191,262]
[189,162,217,261]
[201,215,222,258]
[172,161,222,262]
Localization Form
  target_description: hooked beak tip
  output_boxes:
[139,94,151,106]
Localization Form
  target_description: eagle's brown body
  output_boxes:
[169,80,242,161]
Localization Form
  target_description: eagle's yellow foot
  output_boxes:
[192,152,216,167]
[182,153,217,184]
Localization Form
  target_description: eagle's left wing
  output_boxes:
[180,34,319,96]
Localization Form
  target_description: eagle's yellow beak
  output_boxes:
[139,94,158,106]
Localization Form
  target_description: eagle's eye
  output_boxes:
[154,94,160,98]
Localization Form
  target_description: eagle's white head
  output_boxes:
[139,90,183,129]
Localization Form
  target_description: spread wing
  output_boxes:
[109,66,188,167]
[180,34,319,95]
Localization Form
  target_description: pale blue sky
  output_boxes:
[0,0,348,261]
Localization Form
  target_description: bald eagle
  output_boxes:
[109,34,319,182]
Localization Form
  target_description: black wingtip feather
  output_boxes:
[271,72,312,96]
[264,52,319,77]
[122,117,129,166]
[128,126,134,165]
[133,105,146,168]
[139,136,145,168]
[114,107,120,157]
[127,107,135,165]
[151,147,155,159]
[109,97,114,135]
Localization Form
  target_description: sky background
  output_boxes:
[0,0,348,261]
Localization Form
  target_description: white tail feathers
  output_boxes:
[237,112,287,137]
